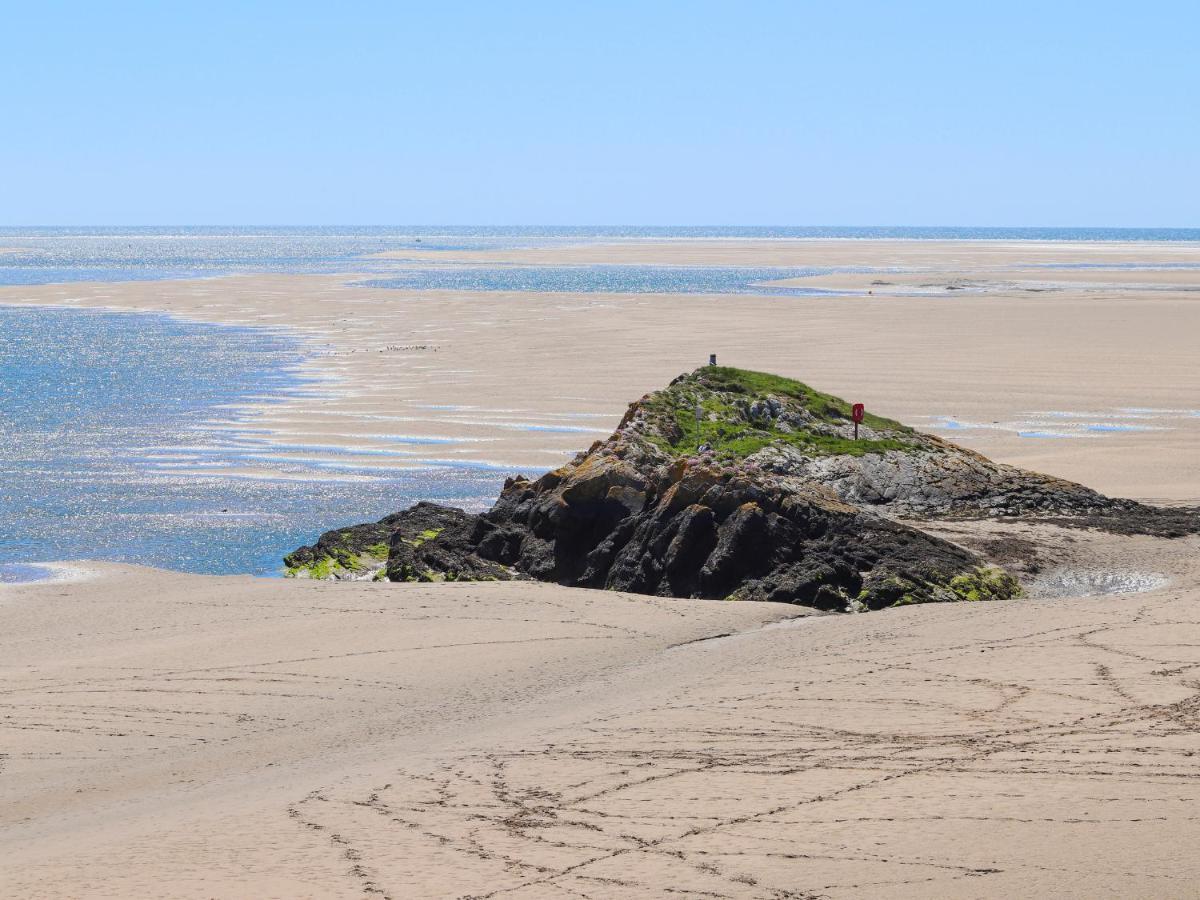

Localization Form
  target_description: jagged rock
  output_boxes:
[385,505,514,583]
[285,367,1198,608]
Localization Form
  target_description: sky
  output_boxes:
[1,1,1196,225]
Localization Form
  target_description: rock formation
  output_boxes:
[284,502,469,581]
[285,367,1197,609]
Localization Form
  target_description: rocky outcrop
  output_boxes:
[384,503,512,583]
[285,502,470,580]
[455,465,1015,610]
[286,367,1197,608]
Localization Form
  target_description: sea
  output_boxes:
[2,226,1198,581]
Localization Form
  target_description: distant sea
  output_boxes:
[1,227,1197,579]
[0,226,1198,287]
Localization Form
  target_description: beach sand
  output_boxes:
[375,237,1200,268]
[4,528,1199,898]
[4,239,1200,896]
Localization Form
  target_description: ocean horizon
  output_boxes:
[2,225,1198,287]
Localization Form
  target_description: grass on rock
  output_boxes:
[640,366,917,460]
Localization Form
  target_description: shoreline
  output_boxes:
[3,238,1200,502]
[0,562,93,586]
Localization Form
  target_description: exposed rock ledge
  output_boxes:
[285,367,1197,610]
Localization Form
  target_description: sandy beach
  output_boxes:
[4,239,1200,896]
[5,526,1200,897]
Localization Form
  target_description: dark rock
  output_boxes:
[284,502,474,581]
[383,504,512,583]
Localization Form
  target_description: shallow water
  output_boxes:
[0,307,510,576]
[1032,569,1168,598]
[358,265,836,295]
[923,407,1182,441]
[0,562,55,584]
[2,226,1198,288]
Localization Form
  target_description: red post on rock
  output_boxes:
[851,403,865,440]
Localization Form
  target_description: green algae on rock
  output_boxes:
[285,503,467,581]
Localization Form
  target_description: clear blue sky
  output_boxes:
[2,1,1196,225]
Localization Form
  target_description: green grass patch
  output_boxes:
[698,367,910,432]
[638,366,917,460]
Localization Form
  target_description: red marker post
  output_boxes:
[851,403,865,440]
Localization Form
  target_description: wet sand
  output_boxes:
[4,239,1200,896]
[2,240,1200,499]
[375,237,1200,268]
